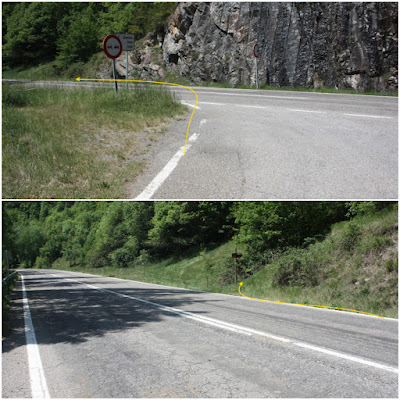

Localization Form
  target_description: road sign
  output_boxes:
[253,43,260,58]
[103,34,123,59]
[117,34,135,51]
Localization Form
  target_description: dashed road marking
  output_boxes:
[344,113,393,119]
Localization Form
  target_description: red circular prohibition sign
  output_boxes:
[253,43,260,58]
[103,34,123,59]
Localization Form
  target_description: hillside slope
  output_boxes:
[241,208,398,318]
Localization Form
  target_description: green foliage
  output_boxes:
[14,224,46,268]
[233,202,348,268]
[57,6,100,66]
[3,2,177,69]
[271,247,321,287]
[3,3,68,66]
[339,222,362,251]
[148,202,233,256]
[345,201,396,217]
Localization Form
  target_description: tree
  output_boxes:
[85,202,127,267]
[57,5,101,66]
[148,202,234,256]
[233,202,348,266]
[14,224,45,267]
[3,3,71,66]
[3,2,179,69]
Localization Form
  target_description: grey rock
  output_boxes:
[163,2,398,92]
[108,2,398,92]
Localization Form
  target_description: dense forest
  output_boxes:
[2,201,394,273]
[2,2,177,69]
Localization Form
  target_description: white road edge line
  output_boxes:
[21,275,51,399]
[54,274,398,375]
[135,132,200,200]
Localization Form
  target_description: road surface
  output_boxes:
[3,270,398,398]
[131,86,398,199]
[4,80,398,199]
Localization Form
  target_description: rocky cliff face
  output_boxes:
[116,2,398,92]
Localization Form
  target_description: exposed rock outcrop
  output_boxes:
[114,2,398,92]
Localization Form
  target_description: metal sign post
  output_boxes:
[112,59,118,93]
[253,43,260,89]
[126,51,129,89]
[116,34,135,90]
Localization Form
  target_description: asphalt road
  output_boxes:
[131,86,398,199]
[3,270,398,398]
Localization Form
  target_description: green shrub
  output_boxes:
[110,247,135,268]
[34,255,51,269]
[272,248,319,287]
[340,222,361,251]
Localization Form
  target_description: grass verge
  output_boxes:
[2,84,186,198]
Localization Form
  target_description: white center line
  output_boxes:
[21,276,50,398]
[180,101,201,110]
[237,104,270,110]
[54,273,398,375]
[344,113,393,119]
[199,101,226,106]
[287,108,326,114]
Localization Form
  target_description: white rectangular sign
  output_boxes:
[117,34,135,51]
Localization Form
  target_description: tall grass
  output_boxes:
[2,84,186,198]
